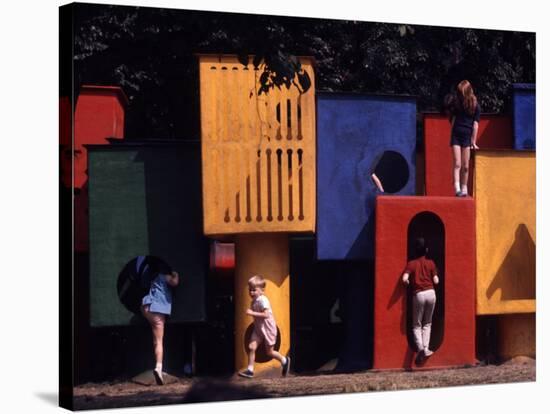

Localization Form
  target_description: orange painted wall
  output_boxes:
[474,151,536,315]
[199,55,316,236]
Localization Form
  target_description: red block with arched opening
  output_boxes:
[423,114,512,196]
[373,195,476,370]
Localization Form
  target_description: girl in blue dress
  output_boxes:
[141,269,180,385]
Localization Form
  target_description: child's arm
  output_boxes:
[246,308,271,318]
[471,121,479,149]
[371,173,385,193]
[402,272,410,286]
[166,271,180,287]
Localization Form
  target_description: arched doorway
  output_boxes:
[406,212,445,353]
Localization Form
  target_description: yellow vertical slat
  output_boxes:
[266,81,276,143]
[291,147,299,222]
[243,145,251,223]
[238,65,249,145]
[210,148,219,224]
[247,67,258,223]
[278,145,285,222]
[267,147,274,222]
[302,62,315,224]
[255,68,267,147]
[255,147,263,222]
[297,147,305,221]
[220,64,229,143]
[290,88,299,141]
[278,87,286,141]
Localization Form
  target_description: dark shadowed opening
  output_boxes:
[372,150,409,193]
[117,255,172,315]
[406,212,445,353]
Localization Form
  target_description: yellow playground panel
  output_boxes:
[198,54,316,236]
[474,150,536,315]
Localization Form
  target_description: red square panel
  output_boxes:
[373,196,476,369]
[424,114,512,196]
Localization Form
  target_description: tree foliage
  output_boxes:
[72,4,535,140]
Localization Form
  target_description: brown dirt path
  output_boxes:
[73,358,535,410]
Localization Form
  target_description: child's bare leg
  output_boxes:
[142,306,165,370]
[151,321,165,367]
[266,345,290,376]
[460,146,471,194]
[247,339,258,369]
[451,145,462,193]
[265,345,285,365]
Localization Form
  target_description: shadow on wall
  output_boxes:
[487,224,536,301]
[346,213,375,260]
[345,150,410,259]
[290,238,345,373]
[335,261,374,372]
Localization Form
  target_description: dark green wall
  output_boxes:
[88,142,207,326]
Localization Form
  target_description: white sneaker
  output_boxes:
[423,349,434,357]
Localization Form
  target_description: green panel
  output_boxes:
[88,143,207,326]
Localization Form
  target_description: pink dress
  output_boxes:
[251,295,278,346]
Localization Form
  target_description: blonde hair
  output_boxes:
[248,275,266,290]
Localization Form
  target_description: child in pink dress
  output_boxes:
[238,275,290,378]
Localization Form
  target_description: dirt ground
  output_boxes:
[73,357,535,410]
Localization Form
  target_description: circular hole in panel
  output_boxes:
[117,255,172,315]
[372,150,409,194]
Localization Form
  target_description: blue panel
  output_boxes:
[316,93,417,260]
[512,83,536,150]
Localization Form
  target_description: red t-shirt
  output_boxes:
[404,256,438,293]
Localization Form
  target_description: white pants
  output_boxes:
[412,289,436,352]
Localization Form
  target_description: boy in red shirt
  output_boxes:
[402,238,440,358]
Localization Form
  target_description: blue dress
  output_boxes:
[142,274,173,315]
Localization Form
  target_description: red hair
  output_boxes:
[456,80,477,116]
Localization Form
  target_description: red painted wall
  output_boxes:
[423,114,513,196]
[373,196,476,370]
[74,86,127,189]
[73,85,128,251]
